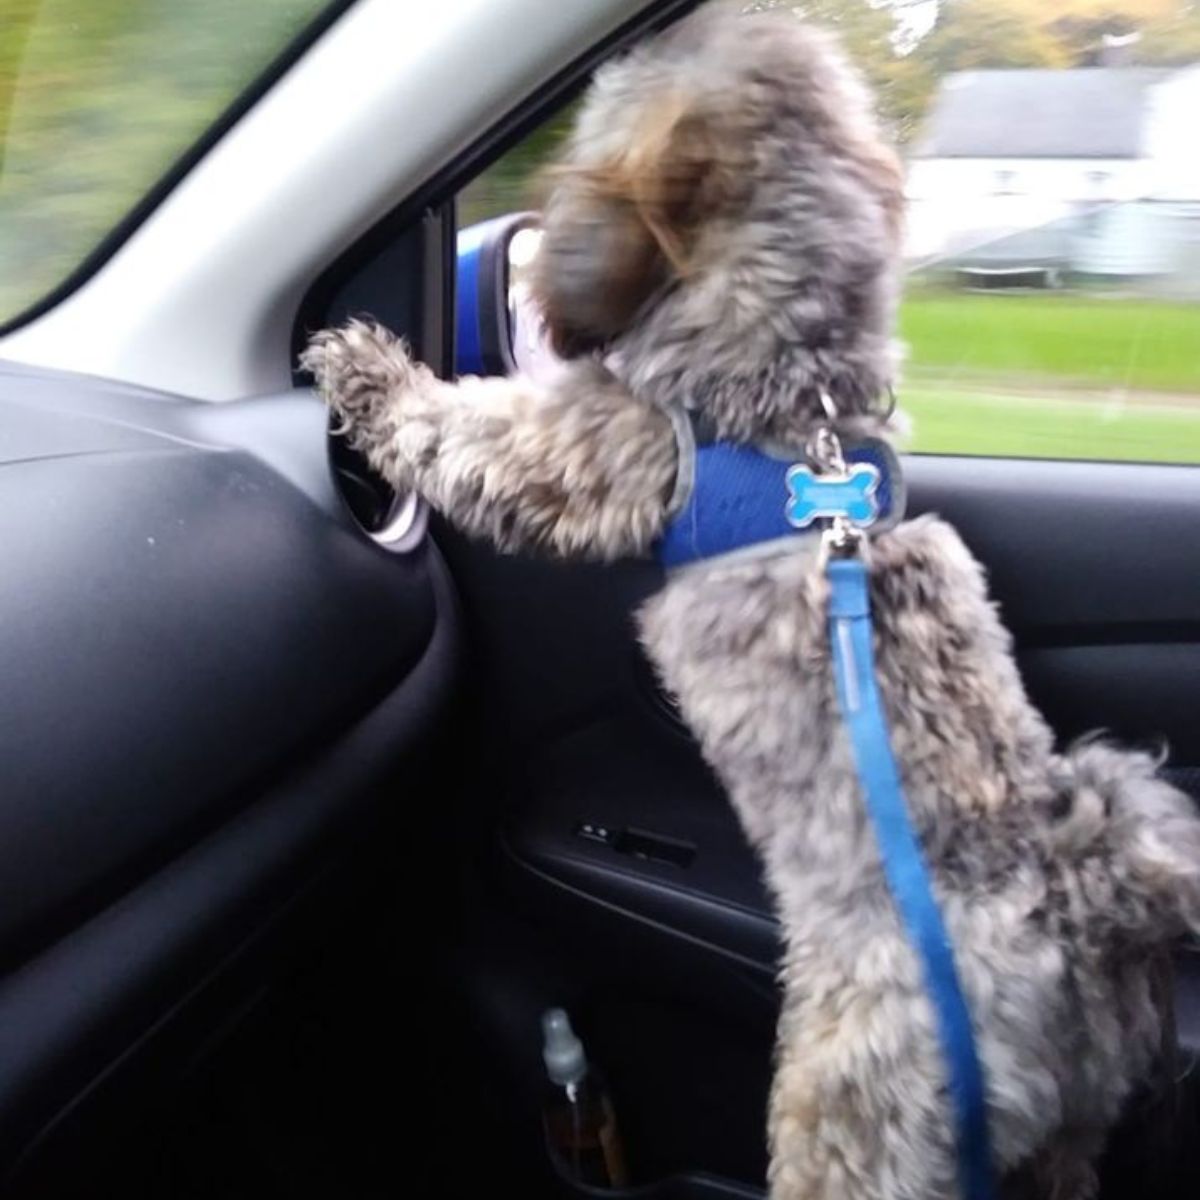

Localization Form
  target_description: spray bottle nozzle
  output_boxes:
[542,1008,587,1087]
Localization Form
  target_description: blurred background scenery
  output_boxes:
[3,0,1199,461]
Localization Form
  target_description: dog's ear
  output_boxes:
[531,91,741,357]
[608,88,736,275]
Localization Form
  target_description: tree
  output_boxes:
[1131,2,1200,63]
[0,0,325,323]
[1030,0,1182,65]
[920,0,1200,69]
[915,0,1069,75]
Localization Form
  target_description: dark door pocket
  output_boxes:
[553,1168,764,1200]
[547,1139,764,1200]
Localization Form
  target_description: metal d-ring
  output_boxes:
[805,391,845,475]
[806,428,845,476]
[880,385,897,423]
[810,389,868,564]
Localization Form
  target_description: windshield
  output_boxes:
[0,0,332,330]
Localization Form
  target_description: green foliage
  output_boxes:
[0,0,327,325]
[921,0,1200,70]
[459,101,580,228]
[914,1,1069,73]
[1131,2,1200,62]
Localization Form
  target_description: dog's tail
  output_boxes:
[1048,739,1200,943]
[1044,741,1200,1190]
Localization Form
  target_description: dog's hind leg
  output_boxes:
[768,1018,962,1200]
[301,319,680,562]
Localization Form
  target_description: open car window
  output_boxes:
[461,2,1200,465]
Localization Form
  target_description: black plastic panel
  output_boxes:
[0,363,436,965]
[0,360,459,1189]
[905,455,1200,640]
[556,1171,763,1199]
[907,455,1200,756]
[0,551,458,1188]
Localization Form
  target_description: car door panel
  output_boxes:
[0,564,457,1192]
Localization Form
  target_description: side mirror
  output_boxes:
[455,212,559,379]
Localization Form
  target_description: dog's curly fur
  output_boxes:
[302,4,1200,1197]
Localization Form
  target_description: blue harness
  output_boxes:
[657,437,903,569]
[656,429,995,1200]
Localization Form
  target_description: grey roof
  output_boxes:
[915,68,1176,159]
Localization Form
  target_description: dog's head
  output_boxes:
[530,0,905,443]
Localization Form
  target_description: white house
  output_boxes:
[905,64,1200,288]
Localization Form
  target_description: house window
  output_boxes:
[992,169,1019,195]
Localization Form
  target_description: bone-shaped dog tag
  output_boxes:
[785,462,882,529]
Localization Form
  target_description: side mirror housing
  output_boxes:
[455,212,543,377]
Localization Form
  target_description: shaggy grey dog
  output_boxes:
[302,4,1200,1197]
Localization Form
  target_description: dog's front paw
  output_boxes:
[300,319,434,438]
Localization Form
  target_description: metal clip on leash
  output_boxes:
[811,392,997,1200]
[806,393,864,567]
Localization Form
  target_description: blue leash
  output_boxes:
[827,557,996,1200]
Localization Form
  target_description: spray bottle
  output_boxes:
[541,1008,629,1188]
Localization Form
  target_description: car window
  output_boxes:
[0,0,332,330]
[460,0,1200,464]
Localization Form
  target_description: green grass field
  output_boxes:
[900,291,1200,394]
[898,291,1200,462]
[902,382,1200,463]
